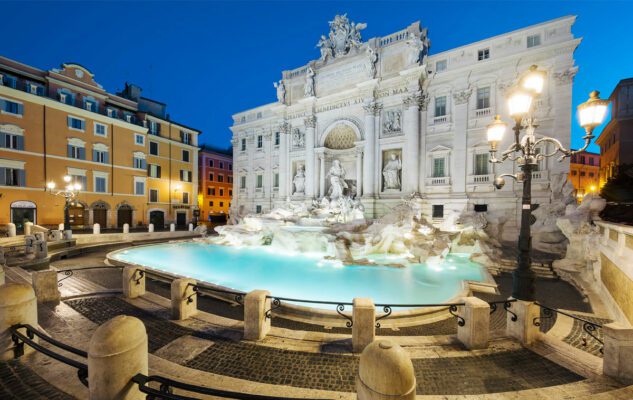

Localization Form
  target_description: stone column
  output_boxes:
[356,148,363,197]
[457,297,490,349]
[357,340,415,400]
[362,101,380,197]
[451,89,471,194]
[352,298,375,353]
[505,300,540,345]
[603,322,633,383]
[278,122,289,199]
[419,95,429,193]
[244,290,271,341]
[122,266,145,299]
[403,93,420,193]
[32,270,60,304]
[319,153,326,198]
[304,116,316,198]
[88,315,148,400]
[0,283,38,360]
[170,278,197,320]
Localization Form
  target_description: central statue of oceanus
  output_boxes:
[316,14,366,61]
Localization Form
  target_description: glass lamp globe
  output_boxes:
[486,115,507,147]
[63,175,72,183]
[46,181,56,190]
[578,91,609,133]
[507,87,533,119]
[521,65,546,95]
[73,183,82,191]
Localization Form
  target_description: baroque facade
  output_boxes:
[231,15,579,237]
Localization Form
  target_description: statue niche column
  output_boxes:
[363,101,381,197]
[278,122,290,198]
[304,116,317,197]
[452,89,471,194]
[403,92,421,193]
[356,147,363,197]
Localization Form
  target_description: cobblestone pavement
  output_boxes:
[0,361,74,400]
[563,315,610,358]
[65,296,584,394]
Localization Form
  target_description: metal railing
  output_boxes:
[488,299,518,321]
[374,302,466,328]
[185,282,245,306]
[10,324,88,386]
[56,266,124,287]
[265,296,354,327]
[533,302,604,353]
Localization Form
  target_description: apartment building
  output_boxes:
[198,145,232,221]
[568,150,600,200]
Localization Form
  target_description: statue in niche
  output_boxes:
[293,165,306,195]
[291,128,305,148]
[327,159,348,200]
[273,80,285,104]
[406,30,430,65]
[367,47,378,78]
[383,153,402,190]
[304,67,315,98]
[383,110,402,133]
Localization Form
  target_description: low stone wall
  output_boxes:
[594,221,633,325]
[72,231,202,245]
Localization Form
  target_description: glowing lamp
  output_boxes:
[73,183,82,191]
[507,86,533,119]
[47,181,56,190]
[521,65,546,95]
[487,115,507,148]
[578,91,609,133]
[63,175,72,183]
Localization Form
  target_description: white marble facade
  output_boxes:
[231,15,580,238]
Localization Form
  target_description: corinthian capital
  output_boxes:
[453,89,472,105]
[279,121,291,134]
[363,100,382,116]
[304,115,317,128]
[553,67,578,86]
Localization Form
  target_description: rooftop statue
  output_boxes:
[316,14,367,61]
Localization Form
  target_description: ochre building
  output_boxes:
[568,150,600,201]
[198,146,233,221]
[0,56,200,232]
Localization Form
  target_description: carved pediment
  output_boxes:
[428,145,452,153]
[53,63,104,89]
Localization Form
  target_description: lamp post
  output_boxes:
[486,65,609,300]
[46,175,82,231]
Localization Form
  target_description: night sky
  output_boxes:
[4,1,632,152]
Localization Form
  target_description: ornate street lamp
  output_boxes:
[47,175,82,231]
[486,65,609,300]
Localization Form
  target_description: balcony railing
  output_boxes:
[433,115,448,124]
[426,176,450,186]
[468,174,493,184]
[475,108,491,118]
[532,170,549,180]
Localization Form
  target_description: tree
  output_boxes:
[600,164,633,203]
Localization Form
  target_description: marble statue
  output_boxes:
[406,31,430,65]
[383,154,402,190]
[383,111,402,133]
[327,160,348,200]
[304,67,315,97]
[367,47,378,78]
[316,14,366,60]
[293,165,306,195]
[273,80,285,104]
[291,128,305,148]
[317,35,333,62]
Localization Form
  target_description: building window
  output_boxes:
[2,100,23,116]
[94,123,107,137]
[149,189,158,203]
[435,59,447,72]
[476,87,491,110]
[219,161,224,169]
[3,133,23,150]
[68,145,85,160]
[107,107,118,118]
[256,205,262,214]
[257,112,262,119]
[477,48,490,61]
[435,96,447,117]
[257,135,263,148]
[589,172,595,177]
[571,170,577,176]
[93,149,108,164]
[181,131,192,144]
[26,82,44,96]
[182,192,189,204]
[273,173,279,188]
[209,201,214,207]
[220,201,224,207]
[149,141,159,156]
[70,175,87,191]
[2,168,25,187]
[474,153,489,175]
[433,158,445,177]
[527,34,541,48]
[256,174,263,188]
[241,138,246,151]
[182,150,190,162]
[208,187,215,196]
[135,134,145,146]
[180,170,191,182]
[133,156,146,169]
[148,120,160,135]
[229,189,233,196]
[209,173,214,181]
[229,163,232,171]
[474,204,488,212]
[84,99,97,112]
[67,116,85,131]
[580,171,586,177]
[209,159,214,167]
[218,175,224,183]
[219,189,224,196]
[228,176,233,183]
[149,164,161,178]
[3,75,17,88]
[588,158,594,166]
[240,176,246,189]
[95,177,107,193]
[274,132,280,146]
[432,205,444,219]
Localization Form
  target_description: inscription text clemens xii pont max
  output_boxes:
[315,60,369,97]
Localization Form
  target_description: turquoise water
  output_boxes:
[111,242,484,309]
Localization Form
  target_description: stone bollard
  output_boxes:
[32,270,61,304]
[457,297,490,350]
[122,267,146,299]
[123,223,130,234]
[24,235,36,256]
[188,223,193,232]
[0,283,38,360]
[24,222,33,236]
[243,290,271,341]
[62,230,72,240]
[170,223,175,232]
[88,315,148,400]
[171,278,197,320]
[7,223,16,237]
[58,223,64,231]
[357,340,416,400]
[506,300,540,345]
[50,230,63,241]
[34,240,48,260]
[34,232,46,242]
[93,223,101,235]
[603,323,633,383]
[148,223,154,233]
[352,298,375,353]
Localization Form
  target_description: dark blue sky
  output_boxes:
[4,1,632,152]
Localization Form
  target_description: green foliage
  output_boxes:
[600,164,633,202]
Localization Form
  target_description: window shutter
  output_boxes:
[80,120,85,130]
[67,116,71,127]
[79,147,85,160]
[141,160,147,169]
[104,152,109,164]
[16,135,24,150]
[18,169,25,187]
[93,150,98,162]
[157,165,161,178]
[81,176,87,191]
[0,133,5,148]
[67,145,73,157]
[189,172,192,183]
[0,167,5,185]
[180,131,184,142]
[156,123,161,135]
[180,170,183,181]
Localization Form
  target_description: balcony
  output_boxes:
[531,170,549,181]
[433,115,448,124]
[468,174,494,184]
[426,176,450,186]
[474,108,491,118]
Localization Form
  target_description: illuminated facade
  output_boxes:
[568,150,600,200]
[198,146,233,220]
[0,56,200,232]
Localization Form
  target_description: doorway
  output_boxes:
[92,201,109,228]
[176,212,186,228]
[117,204,133,228]
[10,201,36,234]
[149,210,165,230]
[68,203,87,227]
